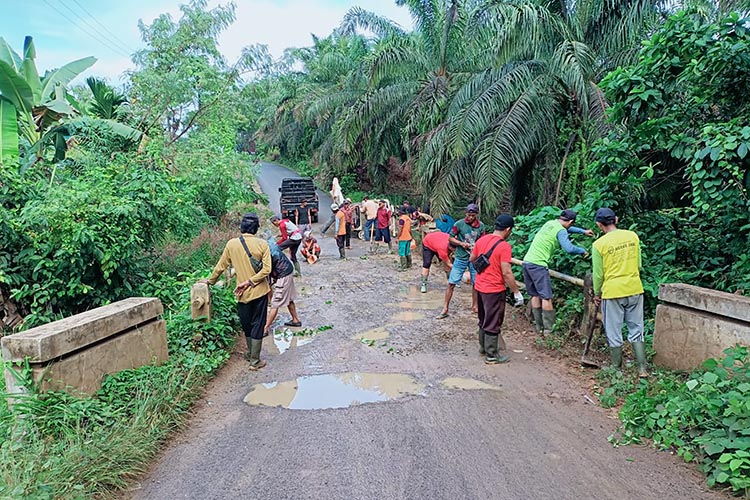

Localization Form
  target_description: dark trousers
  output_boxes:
[336,234,346,258]
[238,294,268,340]
[477,290,507,335]
[345,222,352,247]
[278,238,301,264]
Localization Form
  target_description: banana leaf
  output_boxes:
[0,99,18,161]
[40,56,96,100]
[0,37,21,72]
[0,60,33,113]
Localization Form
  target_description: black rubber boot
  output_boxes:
[399,256,407,271]
[406,254,412,268]
[478,329,486,356]
[293,261,301,277]
[339,247,346,260]
[542,309,556,335]
[532,307,543,333]
[610,346,623,370]
[632,341,648,378]
[484,334,509,364]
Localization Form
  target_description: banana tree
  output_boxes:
[0,36,96,168]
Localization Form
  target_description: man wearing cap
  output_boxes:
[341,198,354,249]
[199,213,271,370]
[522,209,594,334]
[470,214,525,363]
[437,203,486,319]
[271,215,303,277]
[592,208,647,377]
[361,196,379,241]
[333,203,347,259]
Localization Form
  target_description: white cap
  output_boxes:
[331,203,339,211]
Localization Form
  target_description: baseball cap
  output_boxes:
[331,203,339,211]
[595,208,617,224]
[466,203,479,213]
[494,214,515,230]
[559,209,578,221]
[270,214,281,222]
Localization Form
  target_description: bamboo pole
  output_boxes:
[510,258,585,288]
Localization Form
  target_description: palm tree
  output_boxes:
[416,0,665,213]
[85,77,128,120]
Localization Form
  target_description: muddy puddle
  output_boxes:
[385,286,444,311]
[352,327,390,341]
[440,377,502,391]
[244,372,426,410]
[391,310,426,322]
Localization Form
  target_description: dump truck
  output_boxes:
[278,177,319,222]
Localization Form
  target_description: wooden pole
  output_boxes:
[510,258,585,288]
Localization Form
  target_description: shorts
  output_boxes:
[448,257,476,285]
[375,227,391,243]
[522,262,553,300]
[422,245,438,268]
[270,274,297,308]
[477,291,507,334]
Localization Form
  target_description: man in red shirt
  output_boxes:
[374,199,393,254]
[420,230,454,293]
[470,214,524,364]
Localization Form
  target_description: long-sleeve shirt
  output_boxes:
[592,229,644,299]
[276,219,302,244]
[524,219,586,268]
[207,234,271,302]
[558,226,587,255]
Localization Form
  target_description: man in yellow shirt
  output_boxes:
[592,208,647,377]
[199,213,272,370]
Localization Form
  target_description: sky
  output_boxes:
[0,0,413,85]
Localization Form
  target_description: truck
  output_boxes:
[278,177,319,223]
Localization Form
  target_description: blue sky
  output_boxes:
[0,0,413,84]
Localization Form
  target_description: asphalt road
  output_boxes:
[129,163,723,500]
[256,161,333,226]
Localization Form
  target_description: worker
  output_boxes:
[396,207,413,271]
[522,209,594,335]
[470,214,524,364]
[592,208,647,377]
[342,199,354,249]
[333,203,347,260]
[437,203,486,319]
[301,231,321,264]
[294,199,312,235]
[420,230,454,293]
[271,215,303,277]
[263,236,302,335]
[361,196,379,241]
[375,199,393,254]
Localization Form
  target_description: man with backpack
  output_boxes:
[199,213,271,370]
[263,235,302,336]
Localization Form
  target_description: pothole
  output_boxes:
[391,310,426,322]
[266,326,332,355]
[352,327,390,341]
[440,377,502,391]
[244,372,426,410]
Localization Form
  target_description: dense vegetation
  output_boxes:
[0,1,269,497]
[1,0,749,496]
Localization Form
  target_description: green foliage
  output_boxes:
[614,346,750,494]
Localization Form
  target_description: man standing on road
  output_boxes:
[199,213,271,371]
[272,215,303,277]
[333,203,347,260]
[361,196,379,241]
[522,209,594,335]
[470,214,524,364]
[294,199,312,235]
[592,208,648,377]
[375,199,393,254]
[420,230,454,293]
[342,199,354,249]
[263,236,302,335]
[397,207,413,271]
[437,204,486,319]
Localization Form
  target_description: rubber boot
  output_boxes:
[293,261,301,277]
[484,334,510,364]
[542,309,556,335]
[339,247,346,260]
[420,276,428,294]
[532,307,543,334]
[388,241,394,254]
[609,346,623,370]
[498,331,507,352]
[406,255,412,268]
[246,337,266,370]
[632,341,648,378]
[399,256,407,271]
[478,329,486,356]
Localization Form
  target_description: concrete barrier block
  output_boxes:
[653,304,750,371]
[659,283,750,323]
[1,297,163,363]
[4,320,168,395]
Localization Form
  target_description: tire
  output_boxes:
[358,230,364,240]
[312,214,319,223]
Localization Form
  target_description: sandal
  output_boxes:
[436,312,449,320]
[284,320,302,327]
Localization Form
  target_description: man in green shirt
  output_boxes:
[522,209,594,334]
[437,203,487,319]
[592,207,647,377]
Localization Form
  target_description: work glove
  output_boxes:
[513,291,524,307]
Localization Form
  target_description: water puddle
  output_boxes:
[386,286,445,310]
[244,372,426,410]
[391,310,426,322]
[440,377,502,391]
[267,328,317,355]
[352,327,390,341]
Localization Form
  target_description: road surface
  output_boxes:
[128,163,722,500]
